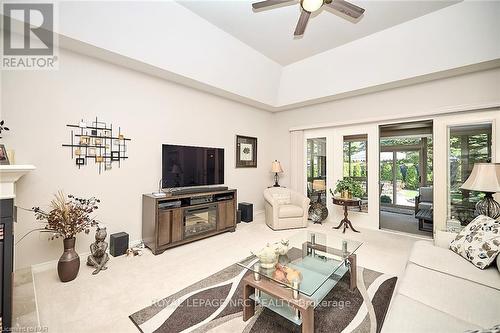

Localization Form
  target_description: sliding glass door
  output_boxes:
[380,143,431,209]
[448,123,492,226]
[343,135,368,212]
[395,150,421,206]
[379,121,433,236]
[307,138,327,205]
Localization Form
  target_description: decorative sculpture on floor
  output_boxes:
[87,226,109,275]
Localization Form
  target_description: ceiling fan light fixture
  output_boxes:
[301,0,324,12]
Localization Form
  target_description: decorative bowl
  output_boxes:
[252,244,279,269]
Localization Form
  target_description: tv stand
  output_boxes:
[142,188,236,254]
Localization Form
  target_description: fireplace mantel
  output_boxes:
[0,165,35,199]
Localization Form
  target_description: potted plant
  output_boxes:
[31,192,100,282]
[331,178,363,199]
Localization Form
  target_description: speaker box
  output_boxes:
[110,232,129,257]
[238,202,253,222]
[236,210,242,224]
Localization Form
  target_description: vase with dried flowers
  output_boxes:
[31,192,100,282]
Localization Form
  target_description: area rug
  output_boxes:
[129,251,397,333]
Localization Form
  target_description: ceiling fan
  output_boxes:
[252,0,365,36]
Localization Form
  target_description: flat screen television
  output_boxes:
[162,144,224,188]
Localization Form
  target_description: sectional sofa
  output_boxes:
[383,231,500,332]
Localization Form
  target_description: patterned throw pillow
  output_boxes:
[450,215,500,269]
[272,193,291,205]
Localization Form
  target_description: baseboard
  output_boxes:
[31,238,142,274]
[254,209,264,216]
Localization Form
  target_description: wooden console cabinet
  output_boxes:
[142,189,237,254]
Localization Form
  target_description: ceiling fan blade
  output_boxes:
[294,10,311,36]
[252,0,295,10]
[326,0,365,19]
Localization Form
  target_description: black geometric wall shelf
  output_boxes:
[62,117,131,174]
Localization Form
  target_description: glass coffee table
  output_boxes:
[238,231,362,333]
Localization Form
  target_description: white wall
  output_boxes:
[56,1,282,105]
[2,48,499,269]
[278,1,500,105]
[1,49,274,269]
[273,68,500,232]
[7,1,499,110]
[273,67,500,185]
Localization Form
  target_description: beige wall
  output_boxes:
[2,47,499,269]
[272,67,500,187]
[1,49,274,269]
[271,68,500,233]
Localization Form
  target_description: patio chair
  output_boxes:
[415,186,433,231]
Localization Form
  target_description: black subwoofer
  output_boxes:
[238,202,253,222]
[110,232,129,257]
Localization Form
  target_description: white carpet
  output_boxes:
[28,214,426,333]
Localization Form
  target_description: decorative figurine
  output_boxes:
[87,226,109,275]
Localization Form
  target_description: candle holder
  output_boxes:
[292,280,300,300]
[342,240,348,258]
[253,262,261,282]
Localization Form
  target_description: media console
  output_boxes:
[142,189,237,254]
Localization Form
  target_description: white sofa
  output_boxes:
[263,187,310,230]
[383,231,500,332]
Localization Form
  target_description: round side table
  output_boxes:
[331,196,361,233]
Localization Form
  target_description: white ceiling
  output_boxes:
[179,0,459,65]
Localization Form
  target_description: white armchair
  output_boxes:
[263,187,310,230]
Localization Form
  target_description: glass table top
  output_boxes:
[238,231,362,299]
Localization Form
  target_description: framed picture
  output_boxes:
[0,144,10,165]
[76,157,85,166]
[88,148,96,156]
[236,135,257,168]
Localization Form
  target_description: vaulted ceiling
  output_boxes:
[179,1,458,65]
[5,1,500,111]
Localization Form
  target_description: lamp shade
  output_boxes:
[271,160,283,173]
[312,179,326,191]
[460,163,500,193]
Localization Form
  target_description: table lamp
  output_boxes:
[460,163,500,219]
[271,160,283,187]
[309,179,328,224]
[312,179,326,203]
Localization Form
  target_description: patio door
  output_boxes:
[380,149,423,208]
[379,120,433,236]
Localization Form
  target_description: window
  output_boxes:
[343,135,368,212]
[307,138,327,205]
[448,123,492,226]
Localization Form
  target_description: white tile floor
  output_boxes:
[27,213,427,333]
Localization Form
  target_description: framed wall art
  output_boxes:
[0,144,10,165]
[235,135,257,168]
[62,117,131,174]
